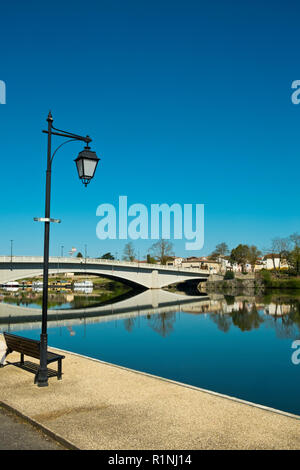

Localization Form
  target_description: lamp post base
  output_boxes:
[36,333,49,387]
[35,369,49,387]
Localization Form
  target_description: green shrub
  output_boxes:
[260,269,300,289]
[224,270,234,280]
[260,269,272,285]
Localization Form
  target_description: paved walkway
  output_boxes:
[0,336,299,450]
[0,405,66,450]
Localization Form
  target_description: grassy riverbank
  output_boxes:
[260,270,300,289]
[200,270,300,296]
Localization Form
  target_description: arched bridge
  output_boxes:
[0,256,209,289]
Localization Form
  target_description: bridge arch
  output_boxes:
[1,269,149,291]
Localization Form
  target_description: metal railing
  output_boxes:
[0,256,209,274]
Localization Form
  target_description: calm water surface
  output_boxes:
[1,289,300,416]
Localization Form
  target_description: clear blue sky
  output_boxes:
[1,0,300,259]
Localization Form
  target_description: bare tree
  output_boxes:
[210,242,229,259]
[290,232,300,248]
[271,237,291,269]
[122,242,136,261]
[149,239,174,265]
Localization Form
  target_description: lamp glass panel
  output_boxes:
[83,159,97,178]
[76,158,84,178]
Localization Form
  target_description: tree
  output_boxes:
[210,242,229,259]
[76,252,83,258]
[287,246,300,275]
[247,245,262,272]
[270,237,292,270]
[122,242,136,262]
[229,244,250,271]
[288,233,300,274]
[100,252,115,260]
[146,254,157,264]
[149,239,174,265]
[290,232,300,248]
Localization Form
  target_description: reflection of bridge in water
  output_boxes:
[0,289,211,333]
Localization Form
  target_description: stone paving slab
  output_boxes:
[0,336,299,450]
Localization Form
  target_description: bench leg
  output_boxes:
[20,353,24,365]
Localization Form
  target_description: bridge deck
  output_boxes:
[0,256,209,275]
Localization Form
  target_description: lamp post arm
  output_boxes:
[42,110,94,164]
[53,125,92,144]
[42,128,92,145]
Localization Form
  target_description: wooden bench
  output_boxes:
[0,332,65,382]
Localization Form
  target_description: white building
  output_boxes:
[262,254,289,270]
[165,257,184,267]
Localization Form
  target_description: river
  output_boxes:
[1,285,300,416]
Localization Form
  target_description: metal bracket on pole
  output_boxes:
[34,218,61,223]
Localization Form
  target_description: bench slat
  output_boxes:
[3,333,64,362]
[5,342,40,357]
[5,340,37,350]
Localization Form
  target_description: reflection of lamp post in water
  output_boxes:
[34,112,100,388]
[67,326,76,337]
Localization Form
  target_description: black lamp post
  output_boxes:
[35,111,99,387]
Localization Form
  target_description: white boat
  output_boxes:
[32,287,43,292]
[74,287,93,294]
[73,280,93,287]
[32,281,43,287]
[2,281,20,292]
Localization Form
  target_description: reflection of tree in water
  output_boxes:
[211,296,300,337]
[210,302,264,333]
[123,317,136,332]
[147,312,177,337]
[230,303,264,332]
[264,299,300,339]
[209,313,232,333]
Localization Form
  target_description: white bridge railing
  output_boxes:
[0,256,209,274]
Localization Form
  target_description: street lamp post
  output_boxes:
[10,240,13,271]
[35,111,99,387]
